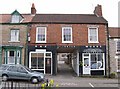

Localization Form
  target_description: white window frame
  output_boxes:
[88,27,99,43]
[10,29,20,42]
[62,27,73,43]
[29,51,52,75]
[82,53,105,75]
[11,15,20,23]
[36,27,47,43]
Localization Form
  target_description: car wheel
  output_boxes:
[31,77,39,84]
[2,75,8,81]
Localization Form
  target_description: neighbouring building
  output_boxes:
[109,27,120,77]
[0,10,33,65]
[28,4,108,76]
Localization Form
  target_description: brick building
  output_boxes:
[109,27,120,77]
[28,4,108,76]
[0,10,33,65]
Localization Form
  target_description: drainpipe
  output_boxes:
[106,23,110,78]
[25,24,29,67]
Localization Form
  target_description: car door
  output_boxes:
[7,66,18,79]
[16,66,30,80]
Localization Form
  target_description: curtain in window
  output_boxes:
[63,28,71,41]
[37,27,45,41]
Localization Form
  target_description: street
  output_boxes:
[0,63,119,88]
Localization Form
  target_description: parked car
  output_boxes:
[0,64,45,83]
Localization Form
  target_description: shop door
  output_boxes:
[45,52,52,74]
[83,54,90,74]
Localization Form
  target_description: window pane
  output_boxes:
[31,53,44,69]
[89,28,98,42]
[118,59,120,70]
[37,27,46,42]
[63,27,72,42]
[11,15,20,23]
[38,53,44,69]
[10,30,19,41]
[117,41,120,52]
[91,53,103,69]
[10,51,14,56]
[31,53,37,69]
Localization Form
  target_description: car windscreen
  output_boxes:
[24,66,33,72]
[0,65,9,70]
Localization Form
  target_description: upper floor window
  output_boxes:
[62,27,72,43]
[36,27,46,43]
[10,30,19,42]
[88,27,98,43]
[116,40,120,53]
[11,10,23,23]
[11,15,20,23]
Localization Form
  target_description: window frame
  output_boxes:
[10,29,20,42]
[88,27,99,43]
[36,27,47,43]
[11,15,20,23]
[62,27,73,43]
[116,40,120,53]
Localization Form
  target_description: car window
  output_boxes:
[0,65,9,70]
[17,66,27,73]
[7,66,17,72]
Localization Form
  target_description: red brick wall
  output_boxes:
[29,24,106,46]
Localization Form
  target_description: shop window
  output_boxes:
[31,53,44,69]
[91,53,103,69]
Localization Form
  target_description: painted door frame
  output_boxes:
[77,51,79,76]
[82,53,90,75]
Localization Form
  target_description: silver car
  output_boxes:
[0,64,45,83]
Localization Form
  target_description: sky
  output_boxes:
[0,0,119,27]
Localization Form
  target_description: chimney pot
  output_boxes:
[94,4,102,17]
[31,3,36,15]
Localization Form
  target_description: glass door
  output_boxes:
[83,53,90,74]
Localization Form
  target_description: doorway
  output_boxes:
[57,52,79,76]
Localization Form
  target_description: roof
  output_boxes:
[0,14,34,23]
[0,13,108,24]
[31,14,108,24]
[109,27,120,38]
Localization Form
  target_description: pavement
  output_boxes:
[45,63,119,88]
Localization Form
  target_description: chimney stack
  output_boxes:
[31,3,36,15]
[94,4,102,17]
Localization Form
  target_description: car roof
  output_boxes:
[0,64,23,67]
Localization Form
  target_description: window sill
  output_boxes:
[88,41,99,44]
[8,41,20,43]
[36,41,46,43]
[62,41,73,43]
[90,69,104,70]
